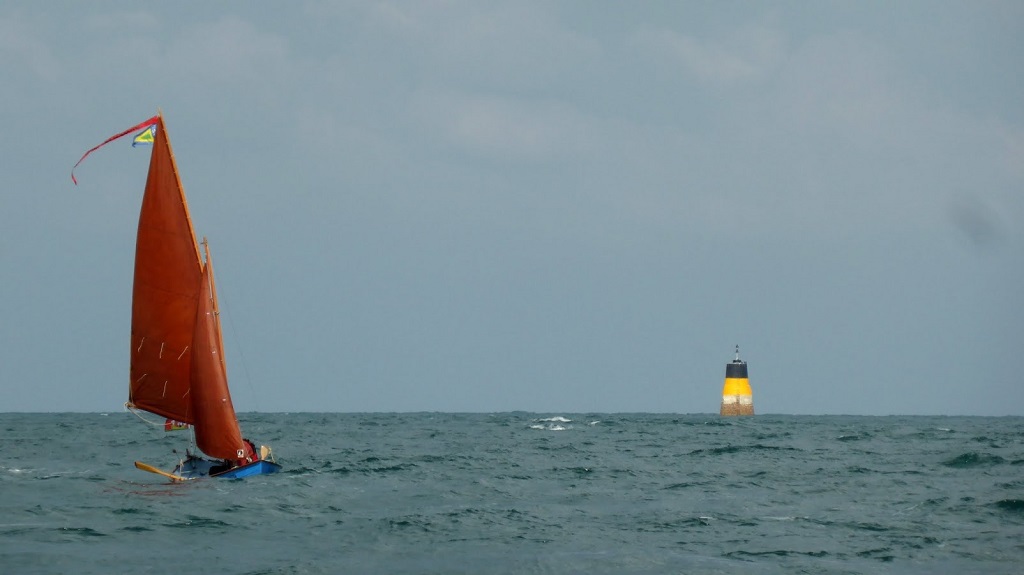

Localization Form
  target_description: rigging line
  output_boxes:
[125,405,197,453]
[124,403,165,428]
[194,169,260,411]
[216,274,262,412]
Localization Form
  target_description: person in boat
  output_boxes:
[241,438,260,465]
[208,439,261,475]
[209,460,234,475]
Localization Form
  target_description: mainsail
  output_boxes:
[129,115,201,422]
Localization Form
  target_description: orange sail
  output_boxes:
[127,114,246,460]
[129,116,201,421]
[190,241,247,460]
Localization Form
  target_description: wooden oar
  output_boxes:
[134,461,188,482]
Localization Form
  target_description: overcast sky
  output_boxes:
[2,1,1021,414]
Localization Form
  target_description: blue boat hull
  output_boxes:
[173,456,282,480]
[213,460,283,479]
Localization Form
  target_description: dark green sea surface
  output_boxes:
[1,413,1022,574]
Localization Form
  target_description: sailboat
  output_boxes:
[74,113,281,480]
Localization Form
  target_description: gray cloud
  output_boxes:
[1,1,1022,414]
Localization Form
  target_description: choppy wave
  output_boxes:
[1,413,1023,574]
[942,452,1006,467]
[530,415,574,431]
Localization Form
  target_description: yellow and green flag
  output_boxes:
[132,124,156,147]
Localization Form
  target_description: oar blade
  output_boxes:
[134,461,188,482]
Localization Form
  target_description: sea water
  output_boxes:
[1,413,1022,574]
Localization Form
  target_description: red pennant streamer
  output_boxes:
[71,114,160,185]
